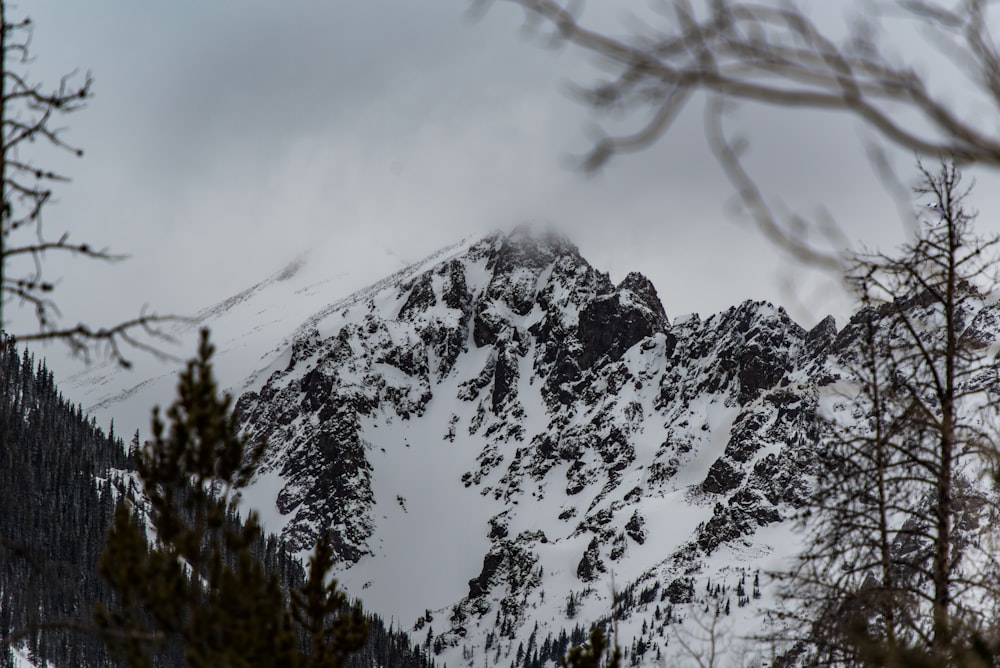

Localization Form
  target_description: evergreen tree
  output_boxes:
[96,329,367,667]
[292,536,367,668]
[560,626,621,668]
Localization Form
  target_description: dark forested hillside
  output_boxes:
[0,342,431,668]
[0,344,126,667]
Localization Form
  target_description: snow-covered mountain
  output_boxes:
[61,226,1000,666]
[220,227,833,665]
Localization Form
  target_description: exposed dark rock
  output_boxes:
[609,535,627,561]
[412,261,474,378]
[702,457,744,495]
[576,537,606,582]
[453,535,542,626]
[832,306,877,354]
[398,272,436,321]
[482,228,581,317]
[618,272,670,327]
[625,511,647,544]
[558,507,577,521]
[376,342,428,378]
[805,315,837,354]
[469,552,504,599]
[738,361,782,404]
[473,307,505,348]
[566,460,587,496]
[724,412,768,463]
[274,415,374,558]
[696,491,783,555]
[489,514,510,540]
[577,289,666,370]
[492,347,520,412]
[440,259,473,311]
[665,577,695,604]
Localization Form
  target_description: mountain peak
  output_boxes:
[495,222,580,262]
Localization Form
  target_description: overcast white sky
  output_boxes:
[11,0,1000,377]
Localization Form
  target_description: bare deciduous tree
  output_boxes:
[671,603,731,668]
[0,0,174,367]
[777,162,1000,666]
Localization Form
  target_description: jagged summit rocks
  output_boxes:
[232,228,842,666]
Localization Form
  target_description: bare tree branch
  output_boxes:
[6,312,186,368]
[489,0,1000,272]
[0,1,181,366]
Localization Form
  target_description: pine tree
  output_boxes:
[96,329,367,667]
[560,626,621,668]
[291,536,367,668]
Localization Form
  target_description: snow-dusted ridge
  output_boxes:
[59,235,488,439]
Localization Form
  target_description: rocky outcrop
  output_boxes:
[577,272,669,370]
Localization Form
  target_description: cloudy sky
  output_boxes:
[11,0,1000,377]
